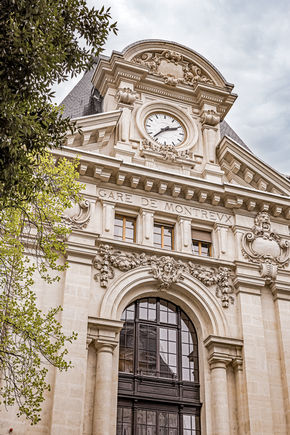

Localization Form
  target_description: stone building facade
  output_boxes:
[1,40,290,435]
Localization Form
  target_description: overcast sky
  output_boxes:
[55,0,290,175]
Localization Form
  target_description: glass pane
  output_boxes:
[139,299,157,321]
[192,241,199,255]
[121,304,135,321]
[159,327,177,378]
[119,322,134,373]
[117,407,132,435]
[201,242,210,257]
[138,324,157,375]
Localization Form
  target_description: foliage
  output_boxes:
[0,153,82,424]
[0,0,117,207]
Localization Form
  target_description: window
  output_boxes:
[154,223,174,250]
[114,215,136,242]
[117,298,201,435]
[191,230,212,257]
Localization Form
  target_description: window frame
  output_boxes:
[191,229,212,257]
[118,298,201,435]
[153,222,175,250]
[114,214,137,243]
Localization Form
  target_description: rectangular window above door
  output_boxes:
[191,229,212,257]
[114,215,136,243]
[154,223,174,250]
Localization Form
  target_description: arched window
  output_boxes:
[117,298,201,434]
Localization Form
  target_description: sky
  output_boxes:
[54,0,290,175]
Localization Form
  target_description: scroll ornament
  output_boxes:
[241,212,289,282]
[132,50,213,87]
[62,199,91,229]
[93,244,234,308]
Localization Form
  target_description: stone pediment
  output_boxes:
[217,136,290,198]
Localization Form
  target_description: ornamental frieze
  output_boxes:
[93,244,234,308]
[132,50,213,87]
[242,212,289,282]
[140,138,191,162]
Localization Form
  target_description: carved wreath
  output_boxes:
[93,244,234,308]
[241,212,289,282]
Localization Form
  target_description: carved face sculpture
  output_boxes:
[145,113,185,146]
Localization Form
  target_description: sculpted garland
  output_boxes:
[93,244,234,308]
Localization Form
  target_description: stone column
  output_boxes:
[204,335,243,435]
[233,358,248,435]
[209,357,231,435]
[93,341,117,435]
[88,318,123,435]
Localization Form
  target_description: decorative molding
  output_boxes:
[115,87,138,105]
[140,138,191,162]
[132,50,213,87]
[63,199,91,229]
[241,212,289,282]
[93,244,234,307]
[201,109,220,127]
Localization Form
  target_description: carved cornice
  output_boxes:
[93,244,235,308]
[242,212,289,282]
[132,50,213,88]
[53,147,290,220]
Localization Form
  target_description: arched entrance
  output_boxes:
[117,297,201,434]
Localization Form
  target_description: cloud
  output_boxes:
[55,0,290,174]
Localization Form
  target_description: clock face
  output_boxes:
[145,113,185,146]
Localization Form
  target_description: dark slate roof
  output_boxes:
[220,120,250,151]
[59,69,249,151]
[59,68,102,118]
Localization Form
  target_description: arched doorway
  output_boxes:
[117,297,201,434]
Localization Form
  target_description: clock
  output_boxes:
[145,112,186,146]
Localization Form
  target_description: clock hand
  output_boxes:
[153,126,178,137]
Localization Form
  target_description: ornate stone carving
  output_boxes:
[63,199,91,229]
[132,50,213,87]
[242,212,289,282]
[201,109,220,126]
[93,244,234,307]
[115,87,137,105]
[141,139,190,162]
[150,256,186,289]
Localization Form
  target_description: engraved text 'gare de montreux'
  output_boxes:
[97,188,233,225]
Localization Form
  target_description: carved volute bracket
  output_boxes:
[63,199,91,229]
[115,87,138,105]
[93,244,235,308]
[241,212,289,282]
[201,109,220,127]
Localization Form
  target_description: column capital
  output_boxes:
[87,317,123,353]
[204,335,243,369]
